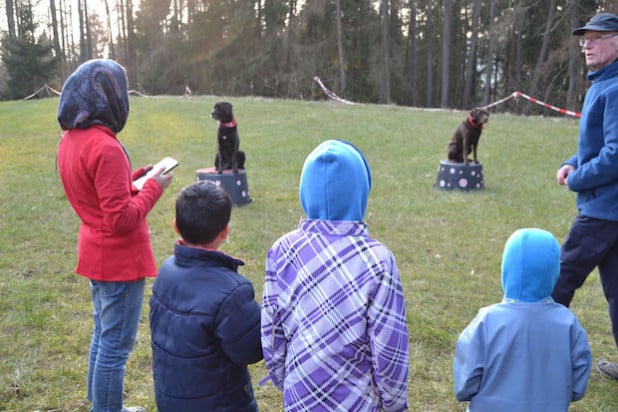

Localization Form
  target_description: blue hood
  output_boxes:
[501,228,560,302]
[299,140,372,221]
[58,59,129,134]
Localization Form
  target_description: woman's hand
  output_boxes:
[150,166,174,190]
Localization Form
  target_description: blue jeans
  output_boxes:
[88,279,145,412]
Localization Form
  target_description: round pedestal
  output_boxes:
[435,160,484,191]
[196,167,253,206]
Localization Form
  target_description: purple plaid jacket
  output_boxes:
[261,218,409,411]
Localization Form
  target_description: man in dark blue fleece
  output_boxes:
[551,12,618,378]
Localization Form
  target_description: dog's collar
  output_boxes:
[220,118,237,128]
[467,114,484,129]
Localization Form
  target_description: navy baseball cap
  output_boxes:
[573,13,618,35]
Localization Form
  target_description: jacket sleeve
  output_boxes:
[368,253,409,412]
[563,155,578,168]
[568,89,618,191]
[92,140,162,233]
[132,166,148,180]
[453,312,485,402]
[216,281,263,366]
[570,319,592,401]
[260,248,287,390]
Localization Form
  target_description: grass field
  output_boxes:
[1,95,617,411]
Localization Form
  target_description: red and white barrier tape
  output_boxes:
[313,77,579,118]
[482,92,518,110]
[313,76,358,105]
[484,91,581,118]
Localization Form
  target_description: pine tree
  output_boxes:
[1,4,58,99]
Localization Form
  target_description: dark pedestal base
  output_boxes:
[435,160,484,191]
[196,167,253,206]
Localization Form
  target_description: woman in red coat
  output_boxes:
[57,59,173,412]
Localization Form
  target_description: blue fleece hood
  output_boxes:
[299,140,372,221]
[58,59,129,134]
[501,228,560,302]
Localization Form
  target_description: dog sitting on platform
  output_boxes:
[211,101,245,174]
[446,107,489,166]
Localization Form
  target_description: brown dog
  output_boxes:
[447,107,489,166]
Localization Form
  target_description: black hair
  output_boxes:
[175,180,232,245]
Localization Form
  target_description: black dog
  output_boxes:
[446,107,489,166]
[211,101,245,174]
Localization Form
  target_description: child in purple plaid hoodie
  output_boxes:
[261,140,409,411]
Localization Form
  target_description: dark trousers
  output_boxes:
[552,215,618,347]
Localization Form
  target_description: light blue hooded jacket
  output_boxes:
[454,228,592,412]
[299,139,371,221]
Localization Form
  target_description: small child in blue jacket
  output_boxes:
[149,180,263,411]
[453,228,592,412]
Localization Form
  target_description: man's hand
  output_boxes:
[556,164,574,186]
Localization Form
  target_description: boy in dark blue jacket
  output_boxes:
[149,180,263,411]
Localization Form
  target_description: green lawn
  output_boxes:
[1,96,616,411]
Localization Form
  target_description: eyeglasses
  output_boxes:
[579,33,618,47]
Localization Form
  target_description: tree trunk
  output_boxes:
[463,0,480,108]
[526,0,556,114]
[381,0,392,104]
[425,1,434,107]
[126,0,137,87]
[117,0,127,63]
[567,0,581,111]
[285,0,296,93]
[49,0,63,73]
[78,0,86,61]
[5,0,16,38]
[336,0,346,92]
[440,0,451,108]
[407,0,417,106]
[104,0,116,59]
[84,0,92,59]
[450,0,463,107]
[67,0,77,65]
[59,0,67,65]
[482,0,496,106]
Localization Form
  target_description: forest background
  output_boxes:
[0,1,616,111]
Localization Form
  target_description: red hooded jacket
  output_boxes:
[58,125,163,281]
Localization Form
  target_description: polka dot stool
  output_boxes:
[435,160,484,191]
[196,167,253,206]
